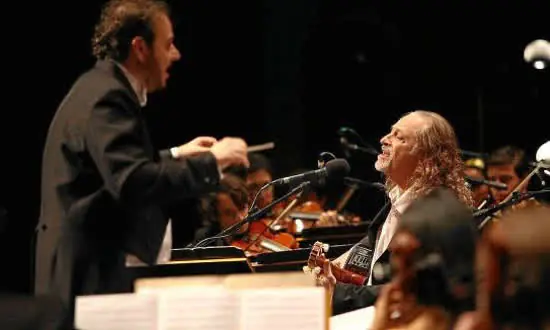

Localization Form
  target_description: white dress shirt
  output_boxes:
[113,61,172,266]
[367,186,413,284]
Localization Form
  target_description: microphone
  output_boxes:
[271,158,350,186]
[465,176,507,190]
[344,177,385,191]
[338,127,379,156]
[340,137,379,157]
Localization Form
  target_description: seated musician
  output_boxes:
[464,157,490,208]
[305,110,474,315]
[191,174,250,247]
[226,153,279,224]
[192,172,297,253]
[485,145,546,210]
[229,152,305,239]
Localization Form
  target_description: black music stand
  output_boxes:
[249,243,353,272]
[126,246,252,289]
[296,222,369,247]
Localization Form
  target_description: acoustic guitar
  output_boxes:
[307,241,367,286]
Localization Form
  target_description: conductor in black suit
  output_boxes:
[33,0,249,325]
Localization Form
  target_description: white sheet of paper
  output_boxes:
[330,306,376,330]
[239,287,326,330]
[75,293,159,330]
[154,287,239,330]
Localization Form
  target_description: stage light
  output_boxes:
[524,39,550,70]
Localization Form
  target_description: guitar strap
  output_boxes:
[342,201,391,280]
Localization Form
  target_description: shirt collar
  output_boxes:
[113,61,147,107]
[388,186,413,214]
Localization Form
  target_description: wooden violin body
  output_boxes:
[231,219,298,255]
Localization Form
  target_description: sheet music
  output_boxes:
[330,306,375,330]
[77,273,325,329]
[239,287,326,330]
[155,287,239,330]
[75,293,159,330]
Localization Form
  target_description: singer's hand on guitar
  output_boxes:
[307,258,336,303]
[302,255,336,291]
[319,258,336,288]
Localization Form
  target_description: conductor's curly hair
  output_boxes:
[91,0,170,61]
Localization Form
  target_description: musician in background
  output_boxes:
[308,110,473,315]
[464,158,490,208]
[192,174,250,247]
[244,153,275,209]
[485,145,531,205]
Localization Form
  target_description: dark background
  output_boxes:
[1,0,548,294]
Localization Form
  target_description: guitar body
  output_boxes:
[307,241,367,286]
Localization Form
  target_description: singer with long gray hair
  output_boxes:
[305,110,473,315]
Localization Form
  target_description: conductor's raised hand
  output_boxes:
[210,137,250,170]
[171,136,218,158]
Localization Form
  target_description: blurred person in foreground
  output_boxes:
[367,187,478,330]
[474,205,550,330]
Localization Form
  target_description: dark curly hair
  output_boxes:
[91,0,170,61]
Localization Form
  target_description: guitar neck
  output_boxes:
[317,256,367,286]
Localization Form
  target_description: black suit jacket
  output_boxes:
[34,60,221,323]
[332,201,392,315]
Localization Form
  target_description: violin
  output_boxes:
[230,223,297,256]
[230,203,300,255]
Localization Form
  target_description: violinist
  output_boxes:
[229,153,300,243]
[192,172,297,254]
[242,153,299,249]
[226,153,278,226]
[191,174,251,248]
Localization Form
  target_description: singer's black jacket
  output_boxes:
[331,202,392,315]
[34,60,221,324]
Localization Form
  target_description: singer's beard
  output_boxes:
[375,152,393,173]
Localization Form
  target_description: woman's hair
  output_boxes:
[200,174,249,225]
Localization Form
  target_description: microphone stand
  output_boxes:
[345,143,378,156]
[476,189,550,230]
[477,162,547,230]
[193,181,311,248]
